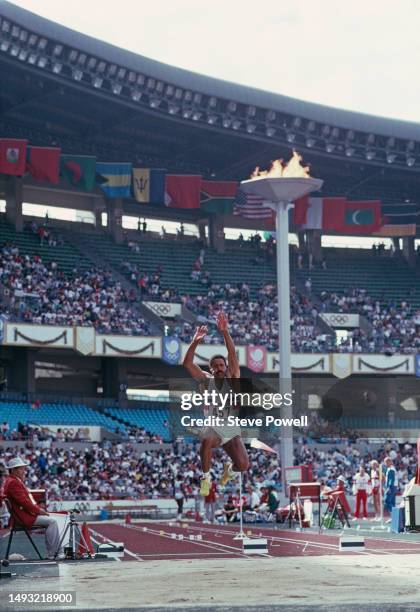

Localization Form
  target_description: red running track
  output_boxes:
[88,521,420,562]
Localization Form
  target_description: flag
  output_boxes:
[133,168,166,204]
[374,202,419,236]
[26,146,60,183]
[293,196,309,226]
[60,154,96,191]
[246,346,267,373]
[340,200,381,234]
[200,180,237,214]
[233,188,273,219]
[295,197,346,231]
[0,139,27,175]
[162,337,181,365]
[96,162,132,198]
[165,174,201,209]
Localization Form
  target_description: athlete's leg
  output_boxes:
[199,430,221,496]
[200,433,221,472]
[223,435,249,472]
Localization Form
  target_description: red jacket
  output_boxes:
[3,475,41,528]
[205,482,217,503]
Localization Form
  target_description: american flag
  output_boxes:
[233,188,273,219]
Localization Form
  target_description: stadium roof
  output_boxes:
[0,0,420,203]
[2,0,420,140]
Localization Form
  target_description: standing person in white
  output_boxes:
[370,460,381,520]
[353,465,371,520]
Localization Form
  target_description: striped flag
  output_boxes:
[233,188,273,219]
[374,202,419,236]
[96,162,132,198]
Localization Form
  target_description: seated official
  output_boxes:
[3,457,64,559]
[223,495,238,522]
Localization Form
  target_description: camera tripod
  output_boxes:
[287,487,304,529]
[54,509,93,560]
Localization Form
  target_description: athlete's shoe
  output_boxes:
[220,462,234,487]
[200,475,211,497]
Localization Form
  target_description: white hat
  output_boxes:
[337,475,346,482]
[7,457,29,470]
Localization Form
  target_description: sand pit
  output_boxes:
[2,554,420,610]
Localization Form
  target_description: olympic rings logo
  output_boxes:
[147,303,174,316]
[74,502,91,512]
[62,428,75,437]
[326,314,350,325]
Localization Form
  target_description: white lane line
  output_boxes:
[89,527,143,561]
[177,523,339,553]
[166,522,417,557]
[89,533,121,563]
[131,552,241,558]
[122,523,253,558]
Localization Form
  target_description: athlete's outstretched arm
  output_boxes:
[182,325,210,381]
[217,312,240,378]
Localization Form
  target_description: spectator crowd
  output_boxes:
[0,421,162,445]
[0,245,150,335]
[0,428,416,504]
[0,441,279,501]
[0,236,419,354]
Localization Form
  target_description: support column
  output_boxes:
[93,197,106,229]
[101,359,128,404]
[209,215,225,253]
[107,197,123,244]
[5,176,23,232]
[102,359,120,397]
[8,349,36,393]
[402,236,415,267]
[392,237,401,251]
[198,222,207,245]
[297,231,306,252]
[309,230,322,263]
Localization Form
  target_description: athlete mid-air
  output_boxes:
[183,312,249,496]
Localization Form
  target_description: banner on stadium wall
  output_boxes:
[74,326,95,356]
[180,342,246,367]
[0,315,6,344]
[95,335,161,358]
[320,313,360,328]
[246,346,267,372]
[144,302,182,319]
[4,322,72,348]
[38,425,102,442]
[331,354,352,379]
[416,355,420,378]
[1,322,419,376]
[265,353,330,374]
[162,337,181,365]
[47,498,194,513]
[353,354,414,375]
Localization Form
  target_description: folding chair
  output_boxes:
[3,499,44,560]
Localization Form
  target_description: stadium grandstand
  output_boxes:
[0,2,420,608]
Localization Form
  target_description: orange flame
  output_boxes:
[250,150,311,180]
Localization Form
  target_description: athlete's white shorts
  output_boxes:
[199,425,242,446]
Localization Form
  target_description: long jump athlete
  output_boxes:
[183,312,249,496]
